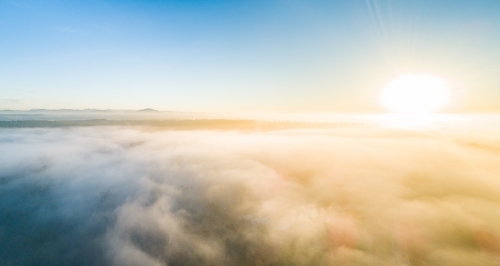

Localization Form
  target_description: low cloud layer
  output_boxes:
[1,123,500,265]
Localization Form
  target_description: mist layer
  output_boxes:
[1,124,500,265]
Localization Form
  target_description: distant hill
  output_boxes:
[138,108,158,112]
[0,119,351,130]
[27,109,112,112]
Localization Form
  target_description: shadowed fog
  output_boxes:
[1,122,500,265]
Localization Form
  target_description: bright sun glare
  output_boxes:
[380,74,451,114]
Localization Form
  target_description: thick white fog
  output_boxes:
[1,122,500,265]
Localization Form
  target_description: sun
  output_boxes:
[380,74,451,113]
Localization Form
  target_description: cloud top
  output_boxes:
[1,124,500,265]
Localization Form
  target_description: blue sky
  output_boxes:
[1,0,499,112]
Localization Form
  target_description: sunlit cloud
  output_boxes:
[1,121,500,265]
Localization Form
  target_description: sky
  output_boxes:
[1,0,499,112]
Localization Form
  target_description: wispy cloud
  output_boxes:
[0,98,23,104]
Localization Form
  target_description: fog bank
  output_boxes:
[1,124,500,265]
